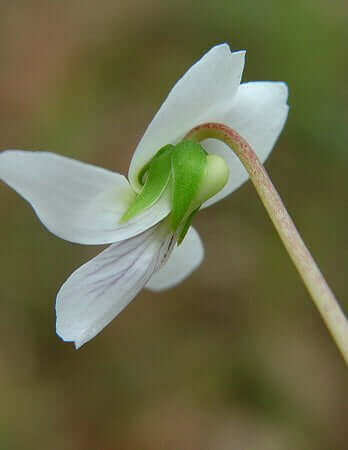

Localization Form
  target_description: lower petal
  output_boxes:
[146,227,204,291]
[56,223,174,348]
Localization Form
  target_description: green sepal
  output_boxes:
[137,144,174,186]
[120,146,174,223]
[170,140,207,231]
[177,207,200,245]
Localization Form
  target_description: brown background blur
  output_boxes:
[0,1,347,449]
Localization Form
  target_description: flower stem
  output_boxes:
[185,122,348,365]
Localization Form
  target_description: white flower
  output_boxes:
[0,44,289,348]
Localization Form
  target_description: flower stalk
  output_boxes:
[185,122,348,365]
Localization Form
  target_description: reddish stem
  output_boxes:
[186,123,348,365]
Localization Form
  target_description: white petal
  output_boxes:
[129,44,245,191]
[201,81,289,207]
[146,227,204,291]
[0,151,170,244]
[56,224,174,348]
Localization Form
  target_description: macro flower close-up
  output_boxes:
[0,43,289,348]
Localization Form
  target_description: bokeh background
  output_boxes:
[0,1,347,449]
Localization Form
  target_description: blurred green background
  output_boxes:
[0,1,347,449]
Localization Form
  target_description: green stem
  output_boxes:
[185,122,348,365]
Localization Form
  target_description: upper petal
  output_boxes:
[0,150,170,244]
[146,227,204,291]
[201,81,289,207]
[56,223,174,348]
[129,44,245,191]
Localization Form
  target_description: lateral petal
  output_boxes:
[56,224,174,348]
[0,150,170,244]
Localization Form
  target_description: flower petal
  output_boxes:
[146,227,204,291]
[201,81,289,207]
[129,44,245,191]
[0,150,170,244]
[56,224,174,348]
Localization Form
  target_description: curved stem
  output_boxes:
[185,123,348,365]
